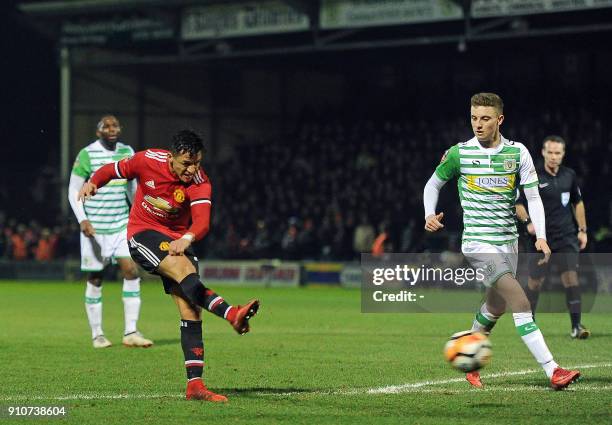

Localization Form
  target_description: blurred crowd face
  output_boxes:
[470,106,504,144]
[542,140,565,170]
[96,116,121,143]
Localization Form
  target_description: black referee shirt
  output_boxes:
[518,163,582,249]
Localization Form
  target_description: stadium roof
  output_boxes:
[16,0,612,67]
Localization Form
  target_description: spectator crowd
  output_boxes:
[2,103,611,262]
[0,213,80,262]
[205,101,612,260]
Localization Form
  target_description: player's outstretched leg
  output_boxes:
[524,277,542,320]
[117,257,154,347]
[466,371,483,389]
[497,274,580,389]
[85,278,111,348]
[567,291,590,338]
[564,280,590,339]
[471,303,501,335]
[466,304,498,388]
[467,294,504,388]
[122,277,142,335]
[121,277,154,347]
[515,316,581,389]
[180,273,260,334]
[550,367,581,390]
[230,299,260,335]
[180,319,227,402]
[171,290,227,403]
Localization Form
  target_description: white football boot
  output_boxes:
[122,331,153,348]
[93,335,112,348]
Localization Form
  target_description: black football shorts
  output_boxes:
[528,243,579,280]
[128,230,199,294]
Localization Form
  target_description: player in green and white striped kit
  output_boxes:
[423,93,579,390]
[68,115,153,349]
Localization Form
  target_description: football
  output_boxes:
[444,331,492,373]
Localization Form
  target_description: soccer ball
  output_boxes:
[444,330,492,373]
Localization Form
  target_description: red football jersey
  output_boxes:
[99,149,212,240]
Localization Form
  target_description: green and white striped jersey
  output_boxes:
[435,136,538,245]
[71,140,134,234]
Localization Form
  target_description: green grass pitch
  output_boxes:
[1,280,610,424]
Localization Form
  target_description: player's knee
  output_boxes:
[528,278,543,291]
[159,255,196,282]
[123,266,139,280]
[88,272,104,287]
[179,273,204,308]
[561,271,579,287]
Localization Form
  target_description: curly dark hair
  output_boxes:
[170,129,205,156]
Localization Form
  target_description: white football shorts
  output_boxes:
[80,231,131,272]
[462,240,518,287]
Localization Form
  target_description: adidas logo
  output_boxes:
[145,180,156,189]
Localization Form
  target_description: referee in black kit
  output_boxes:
[516,135,590,339]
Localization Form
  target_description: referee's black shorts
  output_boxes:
[528,240,579,280]
[128,230,199,294]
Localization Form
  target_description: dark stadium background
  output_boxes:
[3,1,612,268]
[3,3,612,423]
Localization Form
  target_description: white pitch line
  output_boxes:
[0,363,610,401]
[358,385,612,394]
[365,363,612,395]
[0,393,184,402]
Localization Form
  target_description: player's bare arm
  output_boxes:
[574,200,588,250]
[516,203,536,236]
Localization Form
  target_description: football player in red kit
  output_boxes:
[79,129,259,402]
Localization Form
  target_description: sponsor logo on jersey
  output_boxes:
[173,188,185,203]
[159,241,170,251]
[466,174,515,192]
[472,159,481,165]
[143,195,179,214]
[503,158,517,172]
[561,192,570,207]
[145,180,156,189]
